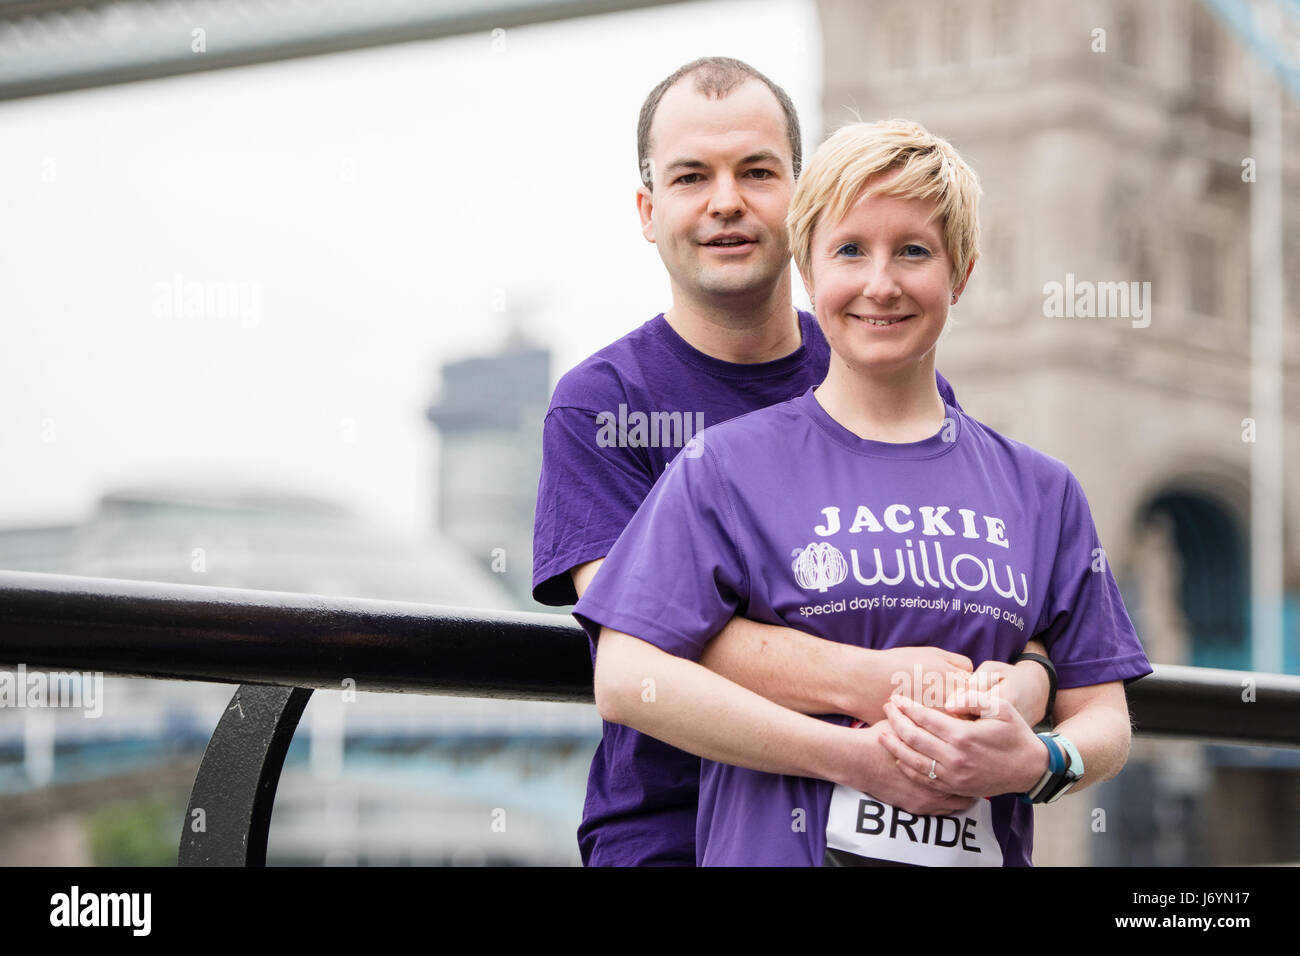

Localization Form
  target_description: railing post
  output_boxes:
[178,684,313,867]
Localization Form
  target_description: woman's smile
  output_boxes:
[850,312,913,327]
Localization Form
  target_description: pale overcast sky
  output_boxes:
[0,0,822,536]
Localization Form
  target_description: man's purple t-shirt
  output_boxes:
[573,386,1152,866]
[531,311,961,866]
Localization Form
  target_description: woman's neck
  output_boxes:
[814,356,947,443]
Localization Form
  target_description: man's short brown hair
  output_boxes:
[637,56,802,190]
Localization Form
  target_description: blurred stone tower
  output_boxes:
[426,321,550,609]
[816,0,1300,864]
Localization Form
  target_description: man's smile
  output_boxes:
[701,232,757,254]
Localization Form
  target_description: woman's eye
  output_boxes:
[836,243,861,256]
[903,244,931,257]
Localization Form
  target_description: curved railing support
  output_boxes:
[178,684,313,867]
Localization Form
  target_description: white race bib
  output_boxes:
[825,783,1003,867]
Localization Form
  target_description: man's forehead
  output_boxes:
[649,78,791,164]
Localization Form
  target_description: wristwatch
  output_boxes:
[1019,732,1084,804]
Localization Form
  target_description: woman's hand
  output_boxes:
[878,693,1049,798]
[838,721,979,817]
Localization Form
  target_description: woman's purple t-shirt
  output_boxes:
[573,386,1151,866]
[533,312,961,866]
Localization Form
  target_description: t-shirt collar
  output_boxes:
[650,310,815,380]
[792,384,962,459]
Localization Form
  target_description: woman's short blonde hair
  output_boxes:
[787,119,981,289]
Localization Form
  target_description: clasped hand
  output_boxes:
[877,677,1048,799]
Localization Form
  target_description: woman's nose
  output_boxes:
[860,261,902,302]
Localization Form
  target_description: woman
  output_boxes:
[574,119,1151,866]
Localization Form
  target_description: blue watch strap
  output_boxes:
[1019,733,1065,803]
[1040,733,1065,774]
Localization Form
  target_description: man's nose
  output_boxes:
[707,173,745,218]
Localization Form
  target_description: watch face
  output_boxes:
[1047,779,1077,804]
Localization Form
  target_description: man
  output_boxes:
[532,57,1053,866]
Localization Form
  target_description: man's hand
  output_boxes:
[942,640,1052,727]
[878,693,1048,798]
[852,646,974,724]
[839,721,978,816]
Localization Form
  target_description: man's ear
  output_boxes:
[635,185,655,244]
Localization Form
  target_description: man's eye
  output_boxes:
[748,169,773,179]
[674,173,702,185]
[836,243,861,256]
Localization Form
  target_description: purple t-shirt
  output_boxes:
[532,311,959,866]
[573,386,1151,866]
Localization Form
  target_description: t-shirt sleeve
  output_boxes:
[572,442,749,662]
[532,404,656,606]
[1033,470,1152,689]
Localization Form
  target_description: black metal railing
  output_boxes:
[2,569,1299,865]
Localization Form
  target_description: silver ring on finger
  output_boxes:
[928,758,938,780]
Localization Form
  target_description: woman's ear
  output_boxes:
[951,259,975,303]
